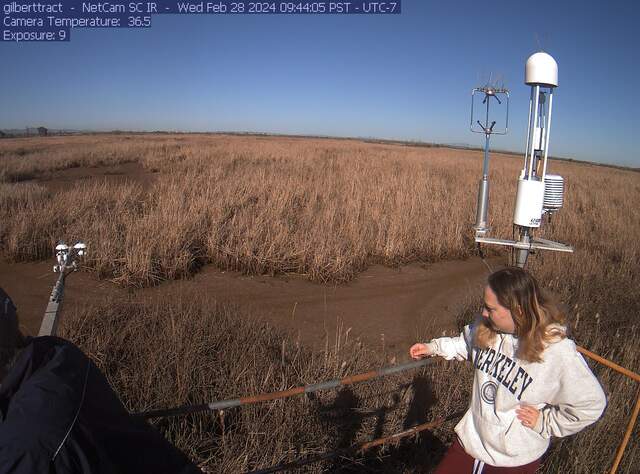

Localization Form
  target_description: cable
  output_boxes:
[52,359,91,461]
[477,243,492,273]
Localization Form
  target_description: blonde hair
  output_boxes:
[475,267,566,363]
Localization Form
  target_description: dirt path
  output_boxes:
[0,256,503,357]
[0,261,129,337]
[159,258,503,355]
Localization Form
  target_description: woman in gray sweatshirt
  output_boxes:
[409,267,606,473]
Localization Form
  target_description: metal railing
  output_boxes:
[576,346,640,474]
[144,348,639,473]
[131,346,638,474]
[134,358,435,419]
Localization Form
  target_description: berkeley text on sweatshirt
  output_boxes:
[425,323,606,467]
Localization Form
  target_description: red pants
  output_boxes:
[434,438,541,473]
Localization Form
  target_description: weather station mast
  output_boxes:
[473,52,573,268]
[470,77,509,237]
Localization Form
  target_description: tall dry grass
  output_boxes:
[2,134,639,471]
[1,134,638,326]
[60,297,462,473]
[0,134,532,284]
[59,295,637,473]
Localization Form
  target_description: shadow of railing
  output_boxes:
[257,375,456,474]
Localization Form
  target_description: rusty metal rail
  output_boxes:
[134,357,435,419]
[577,346,640,474]
[243,347,639,474]
[134,345,638,473]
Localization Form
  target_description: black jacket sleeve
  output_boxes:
[0,337,201,474]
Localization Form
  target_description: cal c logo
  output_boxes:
[481,381,498,404]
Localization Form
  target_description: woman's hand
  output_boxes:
[516,404,540,430]
[409,343,432,360]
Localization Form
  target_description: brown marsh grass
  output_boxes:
[3,134,639,471]
[1,134,638,330]
[59,296,638,473]
[61,296,459,473]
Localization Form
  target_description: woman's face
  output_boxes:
[482,285,516,334]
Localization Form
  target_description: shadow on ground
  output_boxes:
[254,375,455,473]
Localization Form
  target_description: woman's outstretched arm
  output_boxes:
[410,325,474,362]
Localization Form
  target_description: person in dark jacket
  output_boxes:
[0,287,201,474]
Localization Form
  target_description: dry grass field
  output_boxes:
[1,134,638,472]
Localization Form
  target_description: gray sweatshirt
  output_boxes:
[426,324,606,467]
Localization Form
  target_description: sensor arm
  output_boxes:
[38,241,86,337]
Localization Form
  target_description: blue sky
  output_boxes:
[1,0,638,166]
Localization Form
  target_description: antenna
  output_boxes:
[474,52,573,268]
[470,76,510,235]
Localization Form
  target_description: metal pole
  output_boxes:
[610,387,640,474]
[484,91,490,129]
[474,93,492,233]
[474,177,490,233]
[38,241,85,337]
[527,85,540,179]
[504,91,510,134]
[576,346,640,473]
[135,357,435,419]
[515,228,530,268]
[541,89,553,180]
[577,346,640,383]
[474,132,491,233]
[482,132,490,178]
[39,271,66,337]
[482,91,491,178]
[523,88,534,172]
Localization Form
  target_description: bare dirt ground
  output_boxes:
[36,161,157,193]
[1,256,502,357]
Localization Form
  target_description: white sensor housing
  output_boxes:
[514,178,545,227]
[525,52,558,87]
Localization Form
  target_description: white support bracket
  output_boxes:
[475,234,574,253]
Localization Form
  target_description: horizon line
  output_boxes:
[2,127,637,172]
